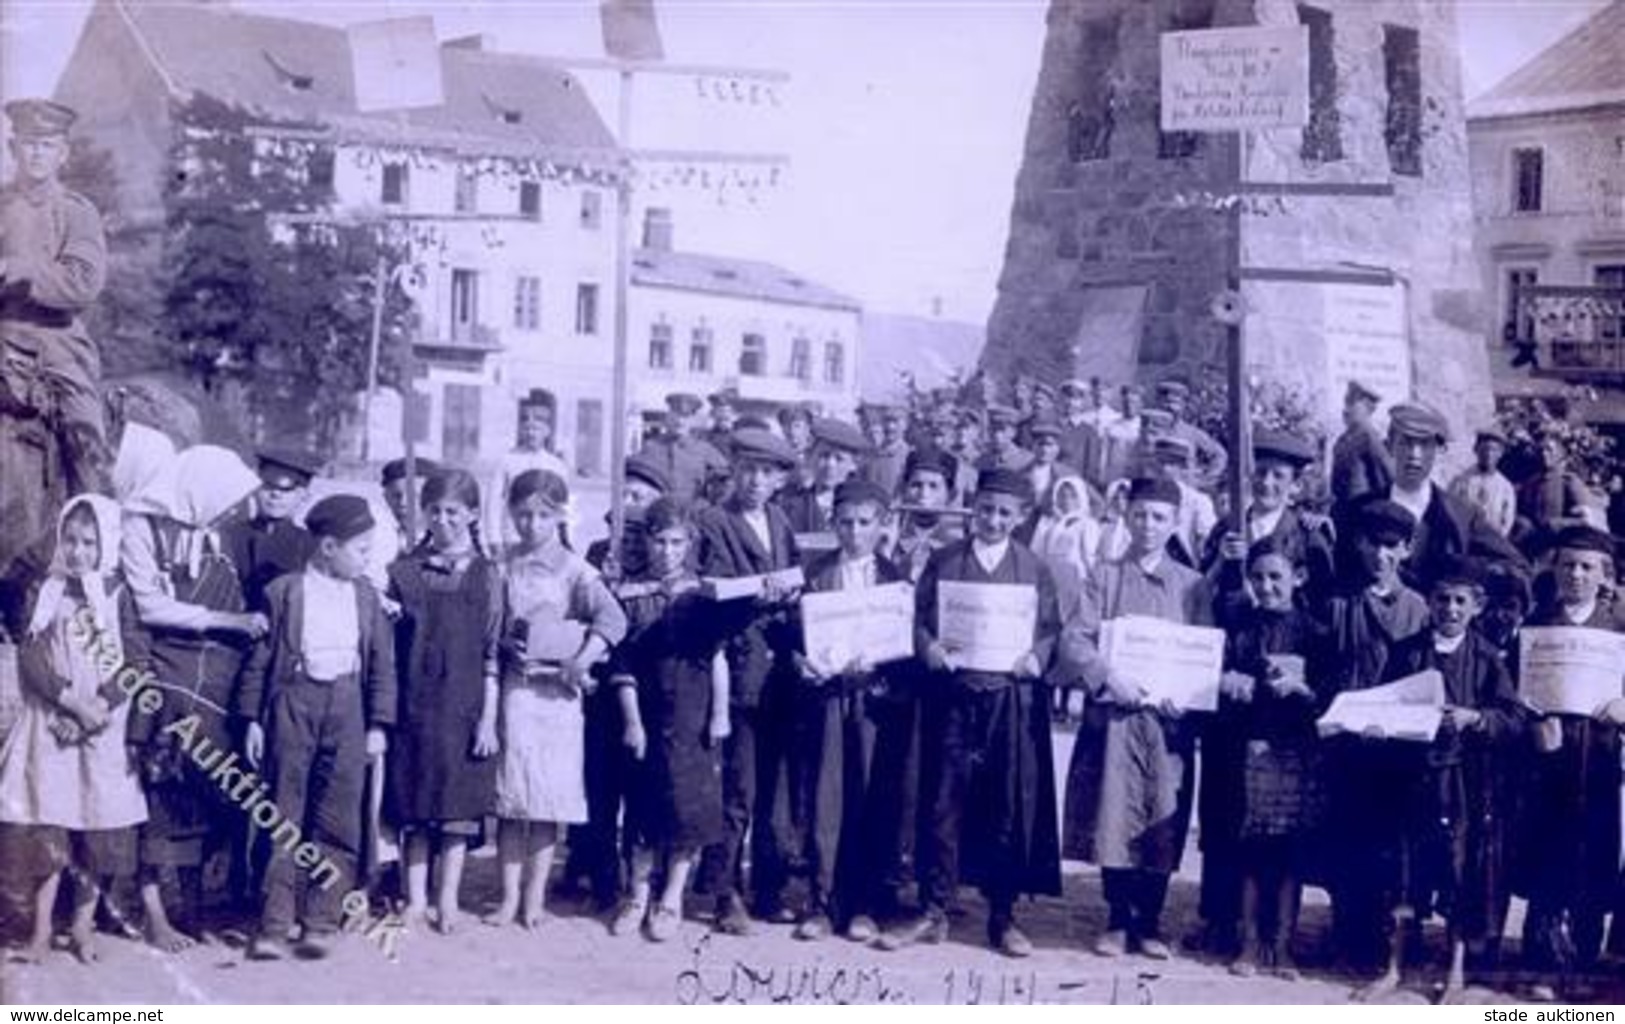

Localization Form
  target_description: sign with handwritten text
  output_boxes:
[1100,615,1225,712]
[1520,626,1625,716]
[800,582,916,675]
[1160,26,1309,132]
[937,582,1038,674]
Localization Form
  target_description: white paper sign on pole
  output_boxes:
[1323,282,1411,427]
[1519,627,1625,716]
[937,582,1038,674]
[801,582,916,676]
[1100,615,1226,712]
[1160,25,1309,132]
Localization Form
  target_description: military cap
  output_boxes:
[257,449,322,490]
[1474,427,1508,448]
[380,457,439,486]
[1127,476,1182,507]
[810,417,870,455]
[1552,525,1617,558]
[1141,408,1176,433]
[729,427,799,469]
[985,404,1021,427]
[1352,497,1417,546]
[1155,379,1190,400]
[708,387,740,408]
[304,494,375,542]
[1152,435,1195,465]
[734,414,773,432]
[1345,380,1381,406]
[624,454,670,493]
[975,467,1034,504]
[1252,430,1317,468]
[665,392,704,415]
[4,99,76,139]
[904,447,958,483]
[833,478,891,511]
[1026,416,1064,440]
[1059,378,1090,397]
[1388,403,1451,444]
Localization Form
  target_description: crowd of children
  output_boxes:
[0,373,1622,1004]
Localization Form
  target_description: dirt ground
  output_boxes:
[2,728,1596,1006]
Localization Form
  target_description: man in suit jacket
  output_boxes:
[777,417,869,565]
[1330,380,1393,506]
[692,428,803,934]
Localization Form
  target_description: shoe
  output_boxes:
[875,912,948,951]
[993,922,1034,959]
[646,905,681,943]
[1528,983,1558,1003]
[845,915,879,943]
[793,914,831,941]
[610,900,648,937]
[713,895,754,937]
[1093,929,1128,958]
[1137,936,1173,960]
[292,935,331,961]
[246,934,290,961]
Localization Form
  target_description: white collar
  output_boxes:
[1432,631,1467,654]
[1563,600,1598,625]
[972,537,1009,572]
[1390,480,1433,520]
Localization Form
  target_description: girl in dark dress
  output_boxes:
[607,499,730,942]
[387,470,501,934]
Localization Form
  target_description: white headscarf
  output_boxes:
[111,422,177,506]
[27,494,125,645]
[123,445,260,580]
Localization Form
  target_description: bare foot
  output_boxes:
[433,906,463,935]
[481,904,519,928]
[146,918,195,954]
[12,935,53,964]
[1440,985,1469,1006]
[519,908,547,932]
[1353,971,1400,1003]
[68,924,102,965]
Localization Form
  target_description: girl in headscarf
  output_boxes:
[120,445,265,952]
[1025,474,1104,721]
[0,495,150,964]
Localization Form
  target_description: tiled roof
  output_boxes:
[1469,0,1625,118]
[631,248,861,312]
[115,2,616,161]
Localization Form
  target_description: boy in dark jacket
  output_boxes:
[237,494,397,960]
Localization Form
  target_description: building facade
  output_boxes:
[984,0,1493,456]
[1467,0,1625,422]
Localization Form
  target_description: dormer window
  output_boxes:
[263,51,314,92]
[482,92,523,126]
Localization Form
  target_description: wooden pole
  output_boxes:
[608,69,635,557]
[1226,131,1253,524]
[363,253,388,464]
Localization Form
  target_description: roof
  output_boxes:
[859,312,985,400]
[1469,0,1625,119]
[113,2,616,164]
[630,248,861,312]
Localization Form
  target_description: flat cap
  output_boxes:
[304,494,375,542]
[708,387,740,407]
[1474,427,1508,447]
[1127,476,1182,507]
[975,467,1034,504]
[729,427,799,469]
[257,449,322,489]
[1152,435,1195,465]
[985,404,1021,427]
[1059,378,1090,396]
[5,98,76,138]
[1553,525,1617,558]
[624,454,670,493]
[665,392,704,414]
[1345,380,1381,406]
[1388,403,1450,444]
[1353,497,1417,545]
[833,478,891,511]
[810,417,870,455]
[734,415,773,432]
[1482,563,1532,607]
[904,446,958,482]
[381,457,440,486]
[1026,416,1064,440]
[1155,379,1190,399]
[1429,554,1485,591]
[1253,430,1317,468]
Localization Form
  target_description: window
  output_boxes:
[1382,24,1423,177]
[450,269,479,344]
[823,341,844,385]
[454,166,478,214]
[519,180,541,221]
[580,190,603,230]
[441,383,482,465]
[1066,15,1121,162]
[1513,148,1544,213]
[513,276,541,331]
[1298,5,1344,163]
[576,399,604,476]
[1596,265,1625,342]
[307,146,336,194]
[1157,1,1213,160]
[1503,268,1538,342]
[381,162,408,206]
[575,283,599,335]
[739,333,766,377]
[648,321,673,370]
[689,325,713,373]
[789,336,811,381]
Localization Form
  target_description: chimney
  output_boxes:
[444,34,491,51]
[643,207,673,252]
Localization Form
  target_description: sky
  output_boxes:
[0,0,1612,323]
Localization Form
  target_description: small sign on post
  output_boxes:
[1160,25,1309,132]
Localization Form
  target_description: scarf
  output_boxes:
[110,422,177,506]
[27,495,125,656]
[123,445,260,581]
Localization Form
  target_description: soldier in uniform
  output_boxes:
[977,405,1035,473]
[1330,380,1393,507]
[1,99,109,496]
[1154,379,1228,494]
[640,392,730,504]
[861,402,911,496]
[705,388,741,451]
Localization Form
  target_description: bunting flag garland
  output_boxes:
[691,75,780,107]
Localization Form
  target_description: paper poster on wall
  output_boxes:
[1160,25,1310,132]
[1322,282,1410,427]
